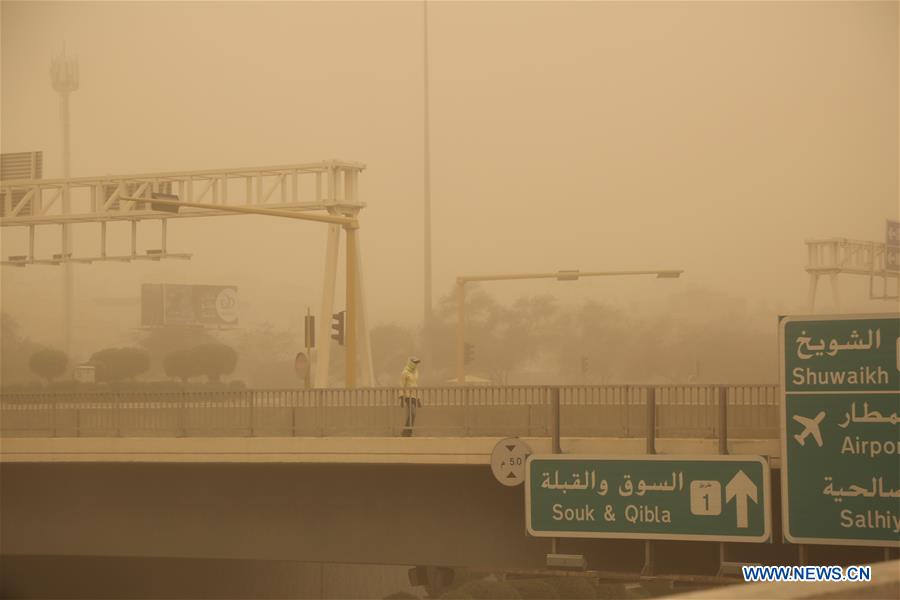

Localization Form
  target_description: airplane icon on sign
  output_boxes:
[793,411,826,447]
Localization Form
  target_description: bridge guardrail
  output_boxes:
[0,384,779,440]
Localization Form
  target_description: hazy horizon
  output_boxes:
[2,1,898,360]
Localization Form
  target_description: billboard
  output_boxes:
[141,284,238,327]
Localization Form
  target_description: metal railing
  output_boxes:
[0,384,779,440]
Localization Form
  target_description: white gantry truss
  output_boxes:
[1,160,364,262]
[0,160,373,387]
[805,238,899,311]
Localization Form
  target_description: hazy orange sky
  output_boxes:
[2,1,897,356]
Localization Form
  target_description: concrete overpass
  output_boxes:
[1,385,893,597]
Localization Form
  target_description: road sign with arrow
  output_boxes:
[525,455,771,542]
[780,314,900,547]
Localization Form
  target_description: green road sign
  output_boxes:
[780,314,900,547]
[525,455,771,542]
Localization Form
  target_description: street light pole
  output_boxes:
[454,269,683,383]
[51,48,79,357]
[423,0,434,377]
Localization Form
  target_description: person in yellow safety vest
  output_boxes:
[400,356,421,437]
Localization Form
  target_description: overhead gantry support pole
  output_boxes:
[51,49,79,358]
[316,223,342,388]
[352,226,375,386]
[316,163,373,388]
[807,273,819,313]
[315,217,374,388]
[125,194,364,388]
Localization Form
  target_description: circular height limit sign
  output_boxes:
[491,438,532,486]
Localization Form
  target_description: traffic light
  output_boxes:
[464,342,475,365]
[150,192,181,214]
[331,310,345,346]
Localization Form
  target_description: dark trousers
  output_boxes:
[401,396,420,436]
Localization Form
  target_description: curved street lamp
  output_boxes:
[454,269,684,383]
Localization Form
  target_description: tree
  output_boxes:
[232,323,296,388]
[626,287,777,384]
[162,349,200,382]
[370,323,416,385]
[479,295,561,384]
[136,326,218,379]
[28,348,69,382]
[431,288,560,384]
[192,343,238,382]
[2,312,41,386]
[90,347,150,382]
[554,300,631,384]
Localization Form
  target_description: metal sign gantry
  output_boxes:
[453,269,682,383]
[1,160,364,224]
[806,230,899,312]
[0,160,373,388]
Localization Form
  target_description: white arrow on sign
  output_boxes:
[725,470,758,529]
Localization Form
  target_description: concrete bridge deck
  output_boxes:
[2,383,817,597]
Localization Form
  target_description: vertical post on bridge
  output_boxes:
[642,386,657,576]
[178,392,186,437]
[718,386,728,455]
[551,386,561,454]
[51,397,58,437]
[551,385,561,559]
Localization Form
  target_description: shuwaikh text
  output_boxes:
[792,366,889,386]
